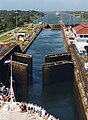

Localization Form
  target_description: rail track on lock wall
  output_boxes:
[69,44,88,100]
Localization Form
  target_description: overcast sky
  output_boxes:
[0,0,88,11]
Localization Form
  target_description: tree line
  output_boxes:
[0,10,44,32]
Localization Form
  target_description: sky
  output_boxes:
[0,0,88,11]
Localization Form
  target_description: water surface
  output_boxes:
[26,30,78,120]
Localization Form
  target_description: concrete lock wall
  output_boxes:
[42,61,74,85]
[0,63,4,83]
[49,24,61,30]
[0,45,22,83]
[74,74,87,120]
[0,45,22,65]
[12,61,28,102]
[13,52,32,84]
[0,63,9,84]
[45,53,71,63]
[0,64,5,83]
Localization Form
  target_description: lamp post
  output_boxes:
[74,13,76,25]
[68,13,70,26]
[59,11,62,24]
[15,11,18,27]
[81,12,84,22]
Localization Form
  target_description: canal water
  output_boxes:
[33,11,82,25]
[26,12,79,120]
[26,29,78,120]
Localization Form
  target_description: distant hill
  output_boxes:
[0,10,45,33]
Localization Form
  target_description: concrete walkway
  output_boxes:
[0,28,19,38]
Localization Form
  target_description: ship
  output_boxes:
[0,56,20,111]
[56,11,60,16]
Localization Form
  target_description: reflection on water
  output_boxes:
[26,30,78,120]
[42,81,77,120]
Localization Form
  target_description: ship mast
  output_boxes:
[10,55,15,102]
